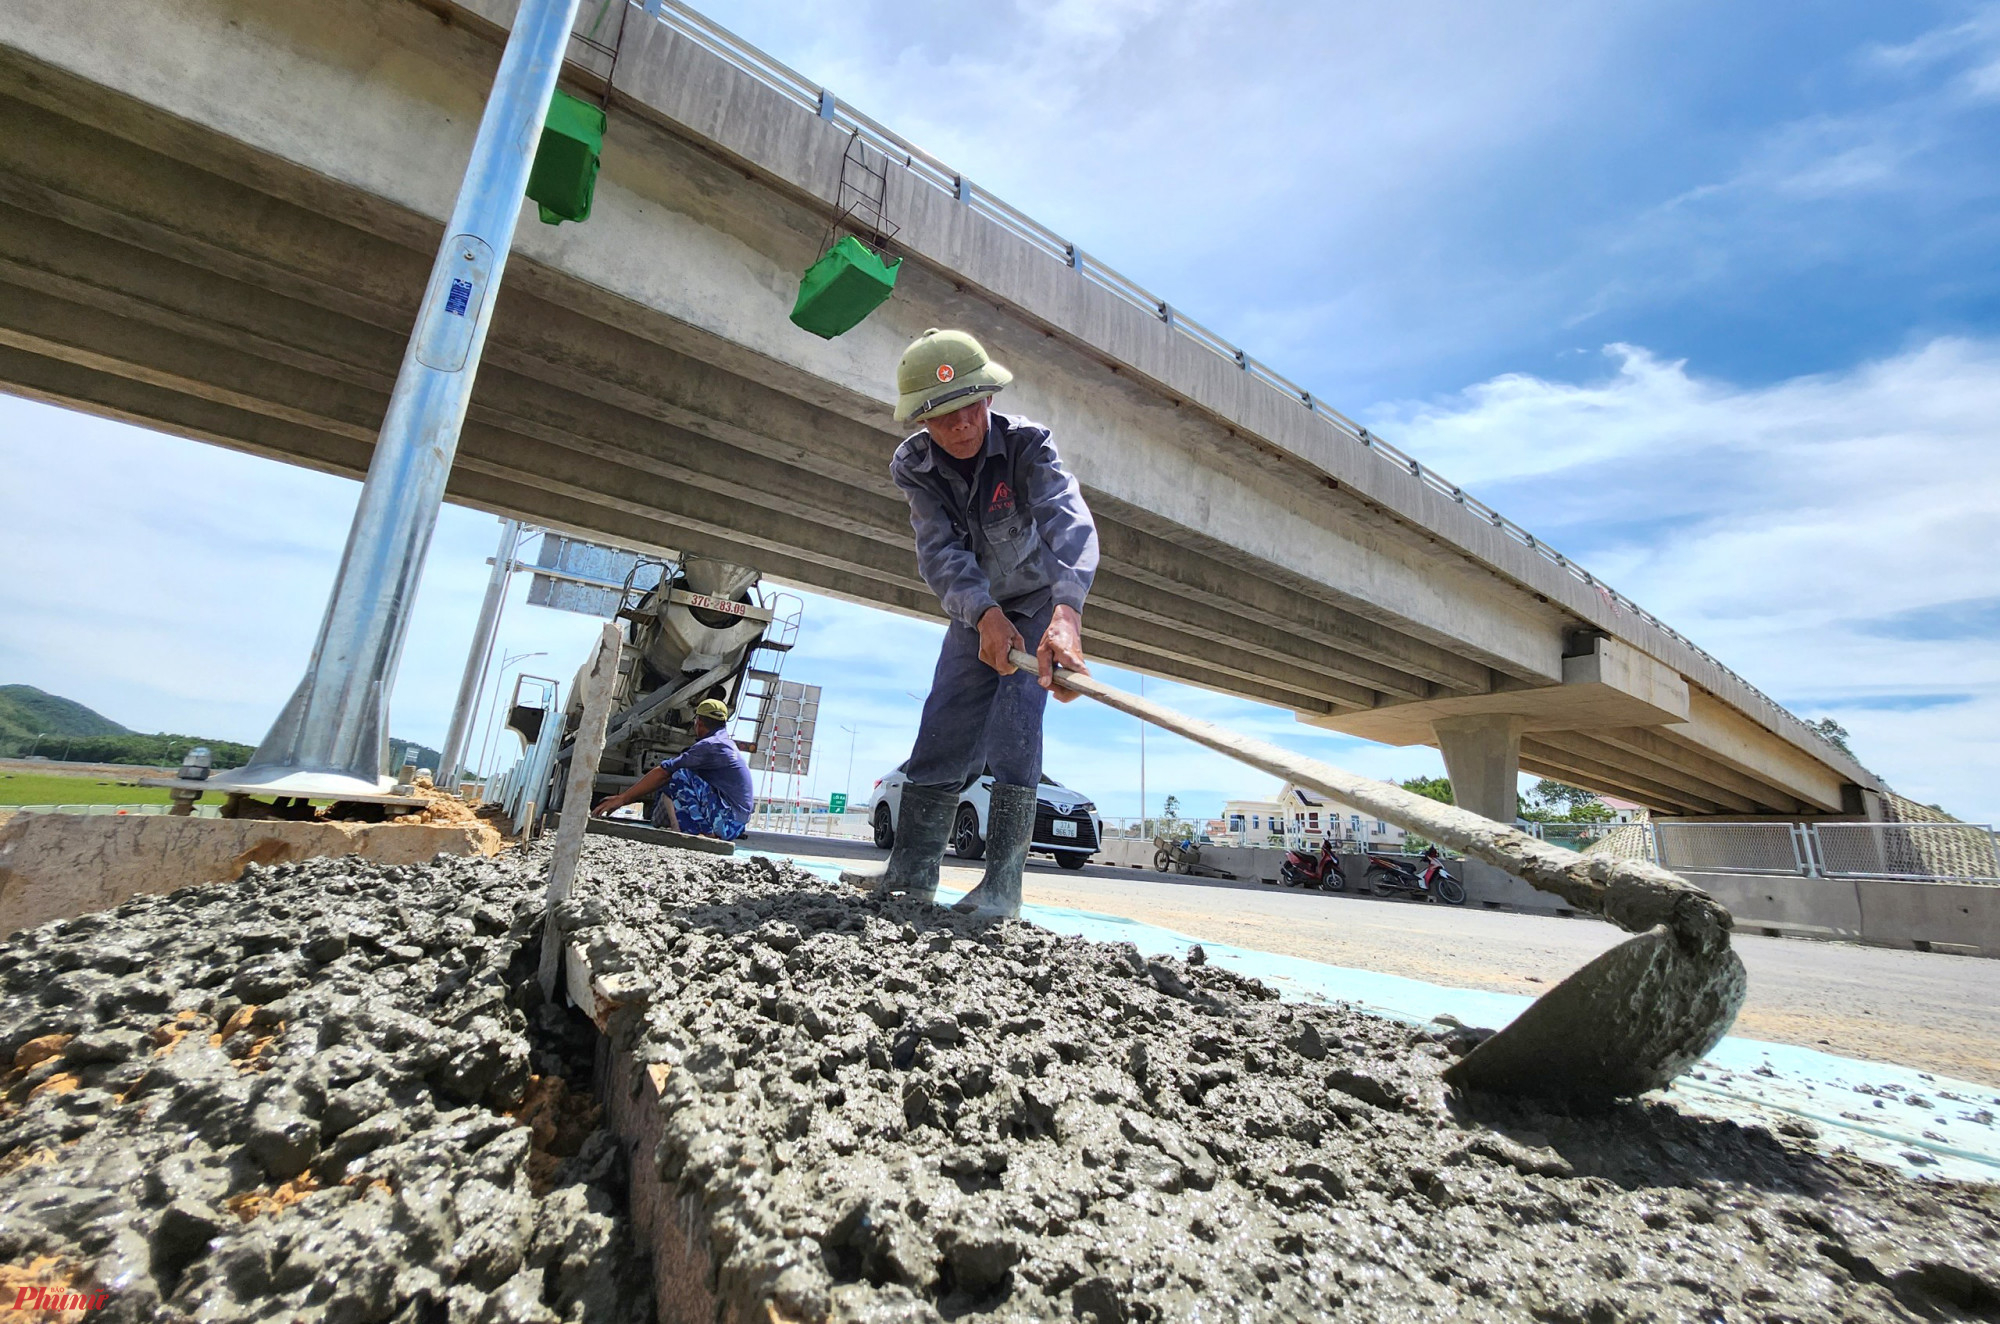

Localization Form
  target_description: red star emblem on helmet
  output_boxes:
[936,363,955,383]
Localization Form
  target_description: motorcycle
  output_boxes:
[1364,844,1467,905]
[1278,839,1346,891]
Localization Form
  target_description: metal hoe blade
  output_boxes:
[1010,649,1749,1109]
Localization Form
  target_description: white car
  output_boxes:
[865,761,1102,870]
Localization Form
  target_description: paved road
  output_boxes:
[743,832,2000,1088]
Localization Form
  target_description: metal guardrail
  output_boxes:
[482,680,566,837]
[1653,820,2000,885]
[1814,822,2000,884]
[745,808,874,840]
[618,0,1849,767]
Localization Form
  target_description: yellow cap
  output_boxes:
[695,698,731,723]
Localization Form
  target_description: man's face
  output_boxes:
[922,397,990,460]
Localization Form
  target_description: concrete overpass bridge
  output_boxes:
[0,0,1883,831]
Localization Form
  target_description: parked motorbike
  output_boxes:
[1279,839,1346,891]
[1363,844,1467,905]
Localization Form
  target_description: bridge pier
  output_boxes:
[1432,713,1558,909]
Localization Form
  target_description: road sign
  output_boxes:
[750,680,820,774]
[526,534,662,617]
[829,792,848,814]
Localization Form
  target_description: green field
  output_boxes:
[0,770,178,806]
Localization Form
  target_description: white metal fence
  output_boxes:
[1652,820,2000,884]
[612,0,1849,773]
[1096,818,1440,856]
[745,808,875,840]
[482,682,566,838]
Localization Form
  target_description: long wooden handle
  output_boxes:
[1012,649,1732,947]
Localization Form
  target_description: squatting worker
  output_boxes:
[590,698,754,842]
[844,328,1099,918]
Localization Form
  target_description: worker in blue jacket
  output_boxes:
[591,698,754,841]
[847,328,1099,918]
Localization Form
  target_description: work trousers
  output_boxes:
[906,600,1053,793]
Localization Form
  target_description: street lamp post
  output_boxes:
[841,724,858,802]
[440,518,525,789]
[200,0,582,802]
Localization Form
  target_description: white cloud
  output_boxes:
[1371,337,2000,820]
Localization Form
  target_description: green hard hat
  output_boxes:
[894,328,1012,424]
[695,698,731,723]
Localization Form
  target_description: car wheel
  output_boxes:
[953,805,986,860]
[1056,852,1089,870]
[872,803,895,850]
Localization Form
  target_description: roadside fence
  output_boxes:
[746,808,875,840]
[1651,820,2000,885]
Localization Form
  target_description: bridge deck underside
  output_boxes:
[0,60,1823,817]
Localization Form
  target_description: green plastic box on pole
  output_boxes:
[790,235,899,339]
[528,89,605,225]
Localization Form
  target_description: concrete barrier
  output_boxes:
[1676,870,1997,957]
[1094,837,1288,880]
[1094,840,1997,956]
[1855,879,2000,957]
[1680,872,1865,943]
[0,813,504,936]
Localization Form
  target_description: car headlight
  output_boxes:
[1075,801,1094,812]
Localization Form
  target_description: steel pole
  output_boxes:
[439,518,523,788]
[208,0,582,801]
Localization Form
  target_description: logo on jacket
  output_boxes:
[987,480,1015,515]
[936,363,955,383]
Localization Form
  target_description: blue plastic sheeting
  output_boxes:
[774,855,2000,1184]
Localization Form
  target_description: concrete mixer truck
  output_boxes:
[543,553,801,819]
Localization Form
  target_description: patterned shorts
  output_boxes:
[652,767,747,841]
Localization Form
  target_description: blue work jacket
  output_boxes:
[889,411,1099,629]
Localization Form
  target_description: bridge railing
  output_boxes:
[629,0,1847,766]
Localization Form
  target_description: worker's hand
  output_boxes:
[977,607,1026,675]
[1037,605,1088,703]
[590,794,625,818]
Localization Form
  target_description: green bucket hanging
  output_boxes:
[527,89,605,226]
[790,234,900,339]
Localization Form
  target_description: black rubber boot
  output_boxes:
[954,782,1035,919]
[842,783,955,904]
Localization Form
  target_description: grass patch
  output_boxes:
[0,772,178,807]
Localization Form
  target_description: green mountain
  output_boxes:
[2,685,442,777]
[0,684,251,768]
[0,684,130,742]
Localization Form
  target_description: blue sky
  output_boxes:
[2,0,1997,820]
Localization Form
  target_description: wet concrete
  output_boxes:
[0,851,652,1322]
[556,841,2000,1322]
[5,841,1999,1322]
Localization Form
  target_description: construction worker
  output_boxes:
[847,328,1098,918]
[591,698,754,841]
